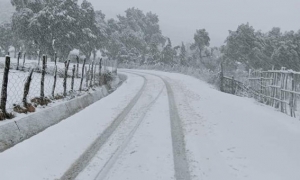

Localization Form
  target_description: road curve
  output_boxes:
[93,72,165,180]
[68,70,191,180]
[60,73,148,180]
[132,71,191,180]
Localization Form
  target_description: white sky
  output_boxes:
[86,0,300,47]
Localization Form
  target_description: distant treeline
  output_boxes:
[0,1,298,73]
[222,23,300,71]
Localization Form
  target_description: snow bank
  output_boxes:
[0,74,126,152]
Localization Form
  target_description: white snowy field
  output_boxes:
[0,69,299,180]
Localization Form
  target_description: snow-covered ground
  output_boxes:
[0,69,299,180]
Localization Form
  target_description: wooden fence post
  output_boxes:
[40,55,46,98]
[22,52,26,70]
[231,76,235,94]
[79,58,86,91]
[23,69,34,107]
[76,56,79,78]
[17,52,20,70]
[71,65,75,91]
[283,69,288,113]
[280,67,285,112]
[38,51,41,66]
[220,62,224,92]
[63,60,70,97]
[89,60,94,88]
[86,61,91,88]
[94,62,97,85]
[85,66,88,88]
[248,69,252,97]
[52,65,57,97]
[289,73,295,117]
[54,52,57,65]
[0,56,10,117]
[45,55,48,69]
[274,72,279,108]
[99,58,102,85]
[293,74,298,116]
[270,72,275,106]
[259,70,263,102]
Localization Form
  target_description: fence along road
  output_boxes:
[0,56,115,117]
[220,66,300,118]
[71,70,191,180]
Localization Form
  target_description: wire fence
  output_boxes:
[0,55,118,120]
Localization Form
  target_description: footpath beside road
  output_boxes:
[0,69,300,180]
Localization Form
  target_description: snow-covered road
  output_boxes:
[0,69,300,180]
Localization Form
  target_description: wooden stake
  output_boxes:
[40,55,46,98]
[52,65,57,97]
[89,60,94,88]
[71,65,75,91]
[76,56,79,78]
[79,58,86,91]
[17,52,20,70]
[0,56,10,117]
[99,58,102,85]
[23,69,34,107]
[22,52,26,70]
[63,60,70,97]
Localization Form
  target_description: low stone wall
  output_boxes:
[0,73,127,152]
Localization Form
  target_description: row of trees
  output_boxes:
[2,0,106,61]
[8,1,298,74]
[222,23,300,71]
[1,0,220,70]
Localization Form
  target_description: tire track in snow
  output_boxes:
[125,70,191,180]
[93,72,164,180]
[60,73,147,180]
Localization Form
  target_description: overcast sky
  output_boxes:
[86,0,299,47]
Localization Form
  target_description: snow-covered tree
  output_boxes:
[104,8,165,64]
[222,23,266,70]
[161,38,175,65]
[179,42,187,66]
[77,0,99,62]
[104,18,124,61]
[0,23,13,55]
[190,29,210,62]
